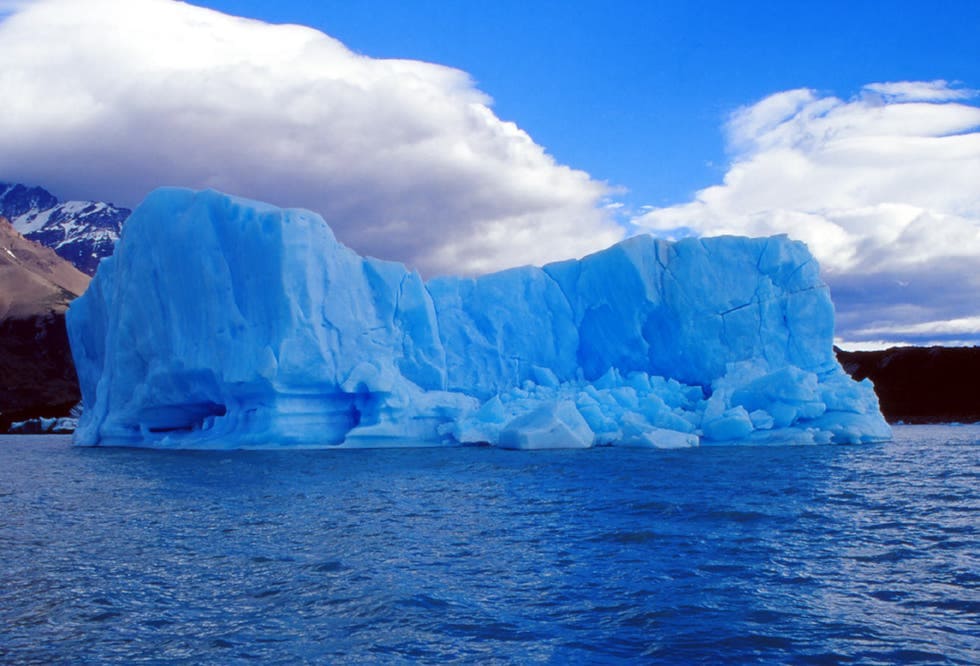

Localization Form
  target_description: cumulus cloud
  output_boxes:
[634,81,980,347]
[0,0,623,276]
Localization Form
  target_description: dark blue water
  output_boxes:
[1,425,977,664]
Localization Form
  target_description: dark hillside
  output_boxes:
[0,217,88,431]
[836,346,980,424]
[0,313,80,431]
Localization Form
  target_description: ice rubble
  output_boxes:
[67,188,891,449]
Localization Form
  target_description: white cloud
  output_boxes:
[852,316,980,339]
[0,0,623,276]
[0,0,31,18]
[862,80,976,103]
[634,81,980,347]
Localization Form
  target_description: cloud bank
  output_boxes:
[0,0,623,275]
[635,81,980,347]
[2,1,975,347]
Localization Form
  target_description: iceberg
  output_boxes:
[67,188,891,449]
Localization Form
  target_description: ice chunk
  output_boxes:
[498,400,594,450]
[67,188,891,449]
[619,414,699,449]
[703,405,755,442]
[749,409,775,430]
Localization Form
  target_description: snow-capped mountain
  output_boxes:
[0,182,129,275]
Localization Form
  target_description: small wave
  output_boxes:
[902,598,980,615]
[850,547,921,563]
[306,560,346,573]
[398,593,453,611]
[869,589,908,602]
[702,509,772,523]
[588,530,662,544]
[628,500,679,516]
[85,610,122,622]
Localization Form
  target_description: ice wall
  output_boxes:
[67,188,891,448]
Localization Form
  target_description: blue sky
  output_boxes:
[193,0,980,209]
[0,0,977,347]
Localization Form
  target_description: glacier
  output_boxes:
[67,188,891,449]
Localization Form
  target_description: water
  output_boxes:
[1,425,977,664]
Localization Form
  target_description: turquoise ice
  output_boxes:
[68,188,891,449]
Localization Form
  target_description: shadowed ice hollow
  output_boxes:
[67,188,891,449]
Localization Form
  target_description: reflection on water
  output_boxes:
[1,424,977,664]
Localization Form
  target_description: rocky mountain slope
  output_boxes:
[0,217,89,430]
[0,182,129,275]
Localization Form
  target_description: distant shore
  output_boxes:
[836,346,979,425]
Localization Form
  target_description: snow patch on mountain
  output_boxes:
[0,183,129,275]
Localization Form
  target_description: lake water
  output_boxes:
[1,425,977,664]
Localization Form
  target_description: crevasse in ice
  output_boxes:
[67,188,891,449]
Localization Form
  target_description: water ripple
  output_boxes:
[1,424,978,664]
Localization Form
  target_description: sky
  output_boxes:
[0,0,977,348]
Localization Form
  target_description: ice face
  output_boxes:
[67,188,891,449]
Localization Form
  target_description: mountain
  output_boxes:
[0,214,90,318]
[0,182,129,276]
[837,346,980,424]
[0,217,89,431]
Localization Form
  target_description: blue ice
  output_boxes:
[67,188,891,449]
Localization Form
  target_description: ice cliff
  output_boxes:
[67,188,891,449]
